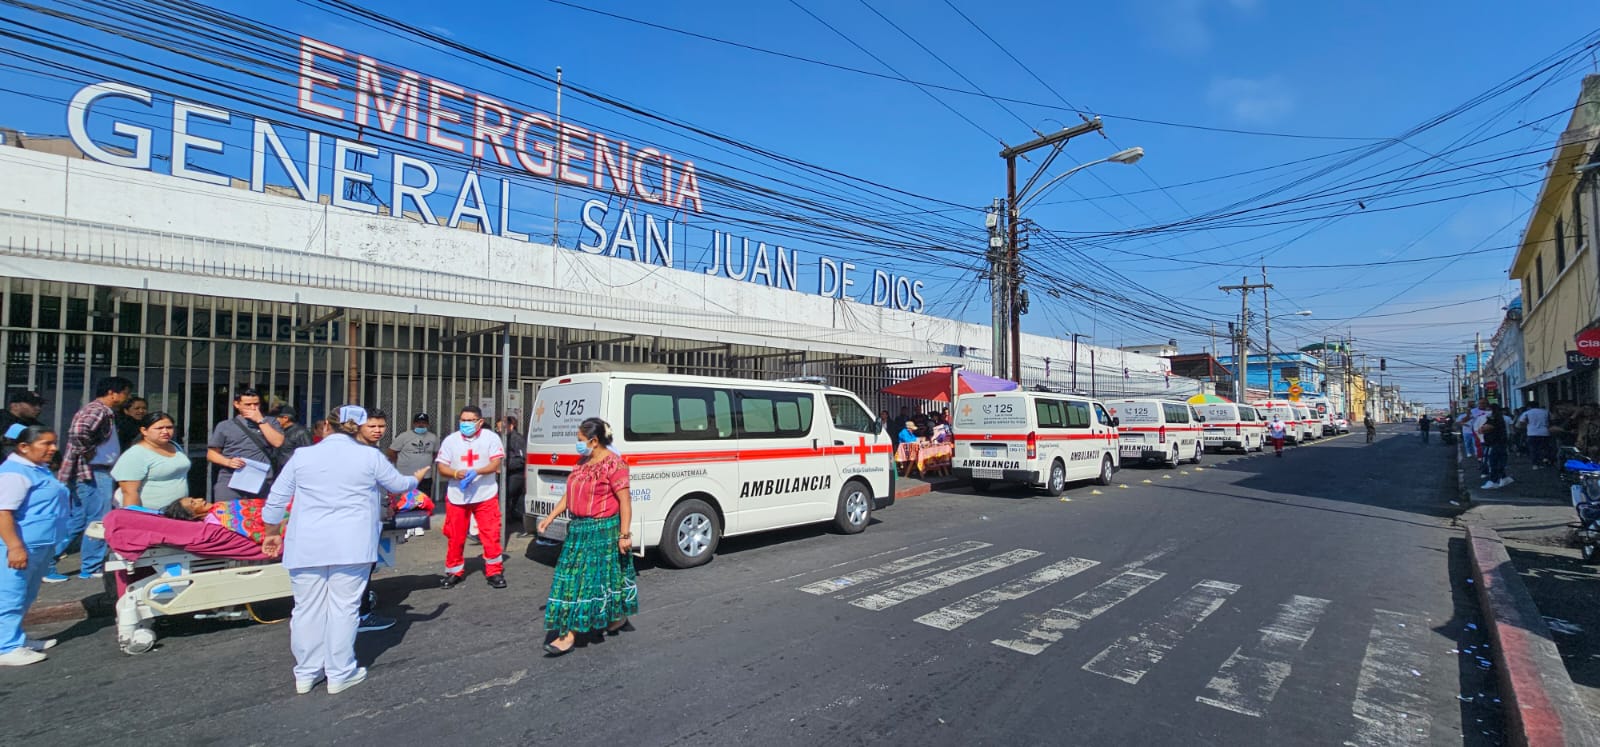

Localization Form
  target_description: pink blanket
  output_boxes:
[104,509,271,563]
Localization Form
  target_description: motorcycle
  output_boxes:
[1566,459,1600,563]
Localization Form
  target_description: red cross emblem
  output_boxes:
[852,436,871,464]
[462,449,479,467]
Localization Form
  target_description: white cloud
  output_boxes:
[1207,76,1294,124]
[1143,0,1261,54]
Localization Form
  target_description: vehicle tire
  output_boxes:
[1164,447,1181,469]
[971,478,993,493]
[1583,542,1599,564]
[1045,459,1068,496]
[1094,456,1115,486]
[1191,443,1204,464]
[659,498,720,569]
[833,480,873,534]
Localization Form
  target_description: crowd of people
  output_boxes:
[0,381,636,686]
[1438,398,1600,489]
[880,406,954,477]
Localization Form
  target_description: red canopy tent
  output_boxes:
[881,366,1019,403]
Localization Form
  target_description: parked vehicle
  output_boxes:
[1251,400,1301,445]
[1568,460,1600,563]
[1334,417,1350,434]
[1291,404,1318,442]
[952,391,1120,495]
[1305,398,1336,435]
[1196,402,1266,453]
[526,372,894,568]
[1110,399,1204,467]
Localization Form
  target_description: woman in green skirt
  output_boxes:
[537,417,637,656]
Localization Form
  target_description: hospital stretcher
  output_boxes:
[88,509,432,655]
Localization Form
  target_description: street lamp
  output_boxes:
[999,120,1146,383]
[1016,147,1146,211]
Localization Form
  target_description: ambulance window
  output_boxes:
[628,393,676,436]
[1163,404,1187,423]
[624,385,732,441]
[1065,401,1091,429]
[737,391,813,438]
[826,395,876,434]
[1093,403,1112,425]
[1035,400,1065,428]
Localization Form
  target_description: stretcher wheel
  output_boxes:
[122,628,156,655]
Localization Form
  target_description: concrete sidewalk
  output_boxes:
[1455,440,1600,745]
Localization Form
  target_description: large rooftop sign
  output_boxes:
[61,37,929,313]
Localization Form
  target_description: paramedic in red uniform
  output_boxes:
[435,406,507,590]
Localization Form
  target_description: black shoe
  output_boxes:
[440,573,465,590]
[544,635,575,657]
[605,618,635,636]
[486,574,507,589]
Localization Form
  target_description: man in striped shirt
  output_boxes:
[50,376,132,582]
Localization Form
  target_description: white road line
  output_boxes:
[1196,594,1332,717]
[849,549,1044,611]
[914,557,1101,631]
[1345,610,1433,746]
[992,568,1167,655]
[1081,579,1242,684]
[767,541,931,585]
[797,541,991,595]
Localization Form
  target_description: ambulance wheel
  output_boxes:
[1094,456,1115,486]
[1191,444,1203,464]
[971,479,993,493]
[122,628,156,655]
[1164,447,1181,469]
[660,499,719,569]
[1045,460,1068,496]
[833,480,873,534]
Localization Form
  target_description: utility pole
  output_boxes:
[1473,332,1484,403]
[1000,118,1105,383]
[986,200,1006,377]
[1260,264,1277,398]
[1219,276,1271,402]
[553,66,564,247]
[1071,333,1089,392]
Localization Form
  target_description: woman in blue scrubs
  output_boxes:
[0,425,70,666]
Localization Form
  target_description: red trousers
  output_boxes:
[444,498,504,576]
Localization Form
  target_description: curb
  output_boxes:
[894,478,963,500]
[23,596,107,626]
[1464,524,1600,747]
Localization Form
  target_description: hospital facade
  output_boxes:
[0,135,1194,493]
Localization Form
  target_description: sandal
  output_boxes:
[605,618,635,635]
[543,634,576,657]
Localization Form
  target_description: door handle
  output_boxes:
[834,440,846,446]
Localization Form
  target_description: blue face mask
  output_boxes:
[413,427,428,435]
[460,421,478,437]
[575,440,592,457]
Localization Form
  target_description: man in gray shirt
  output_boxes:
[206,388,284,501]
[387,412,440,502]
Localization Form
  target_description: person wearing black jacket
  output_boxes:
[499,416,527,535]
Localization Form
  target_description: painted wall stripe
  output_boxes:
[797,541,990,595]
[1081,579,1241,684]
[1196,594,1332,717]
[992,568,1167,655]
[1345,609,1434,746]
[914,557,1101,631]
[849,549,1044,611]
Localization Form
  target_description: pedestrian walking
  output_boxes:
[110,411,189,510]
[0,390,45,460]
[1517,403,1552,468]
[1418,414,1431,444]
[273,406,314,463]
[0,425,69,666]
[1457,410,1475,459]
[537,417,637,656]
[1267,416,1288,457]
[1480,404,1512,489]
[52,376,132,582]
[260,405,426,695]
[205,389,285,502]
[435,406,507,590]
[1364,415,1376,443]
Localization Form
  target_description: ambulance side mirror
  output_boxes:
[1195,415,1206,423]
[1110,417,1121,428]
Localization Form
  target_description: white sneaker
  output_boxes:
[0,647,47,666]
[1481,481,1499,490]
[24,639,57,652]
[295,674,326,694]
[1498,477,1515,487]
[328,667,367,694]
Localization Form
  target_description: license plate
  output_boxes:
[979,447,1002,458]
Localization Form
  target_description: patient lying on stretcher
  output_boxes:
[158,497,276,543]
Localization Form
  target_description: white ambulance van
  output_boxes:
[1196,402,1266,453]
[1305,398,1336,435]
[1251,400,1300,445]
[1292,404,1318,442]
[525,372,894,569]
[951,391,1119,495]
[1110,399,1205,467]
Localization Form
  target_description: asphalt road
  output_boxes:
[4,426,1502,746]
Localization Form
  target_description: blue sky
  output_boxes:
[4,0,1597,404]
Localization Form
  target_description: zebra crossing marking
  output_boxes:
[914,557,1101,631]
[798,541,990,595]
[1345,610,1434,746]
[849,549,1043,612]
[992,568,1167,655]
[1081,579,1241,684]
[1196,594,1332,717]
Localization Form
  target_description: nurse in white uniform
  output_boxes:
[262,405,427,694]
